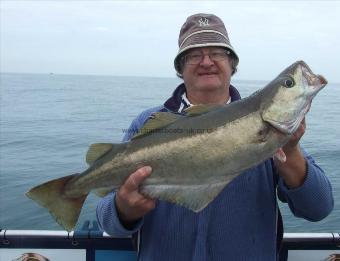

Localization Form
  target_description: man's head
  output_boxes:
[174,13,239,78]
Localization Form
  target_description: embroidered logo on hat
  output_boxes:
[198,17,209,27]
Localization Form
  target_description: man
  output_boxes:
[96,13,333,260]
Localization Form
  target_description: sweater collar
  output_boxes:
[164,83,241,113]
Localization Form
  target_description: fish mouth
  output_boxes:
[300,61,327,95]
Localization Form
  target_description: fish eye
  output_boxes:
[284,78,295,88]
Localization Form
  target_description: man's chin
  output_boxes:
[196,80,222,90]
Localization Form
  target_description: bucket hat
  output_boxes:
[174,13,239,73]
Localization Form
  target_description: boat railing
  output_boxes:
[1,221,340,260]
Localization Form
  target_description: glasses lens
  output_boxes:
[184,50,230,65]
[185,53,202,65]
[210,51,229,61]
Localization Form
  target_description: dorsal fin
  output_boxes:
[86,143,113,165]
[132,112,183,140]
[184,104,223,116]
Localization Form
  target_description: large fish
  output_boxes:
[26,61,327,231]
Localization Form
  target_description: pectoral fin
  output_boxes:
[140,181,229,212]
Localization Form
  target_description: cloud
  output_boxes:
[94,26,110,32]
[1,1,339,82]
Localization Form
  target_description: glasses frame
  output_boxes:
[182,49,231,65]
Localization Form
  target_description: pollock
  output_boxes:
[26,61,327,231]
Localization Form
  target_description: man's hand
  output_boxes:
[115,166,156,229]
[283,118,306,153]
[275,118,307,189]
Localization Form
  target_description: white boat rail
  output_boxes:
[1,223,339,261]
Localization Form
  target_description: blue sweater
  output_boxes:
[96,84,333,260]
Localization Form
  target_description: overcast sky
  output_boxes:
[1,1,339,83]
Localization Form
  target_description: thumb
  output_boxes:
[124,166,152,192]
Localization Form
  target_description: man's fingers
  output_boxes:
[139,197,156,210]
[301,118,306,130]
[294,118,306,138]
[124,166,152,192]
[145,199,156,210]
[299,118,306,129]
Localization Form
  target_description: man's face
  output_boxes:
[182,47,233,93]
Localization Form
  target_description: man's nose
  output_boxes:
[200,54,214,66]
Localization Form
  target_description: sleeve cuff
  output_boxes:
[278,159,313,194]
[111,194,144,235]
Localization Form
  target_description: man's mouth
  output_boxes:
[198,72,217,76]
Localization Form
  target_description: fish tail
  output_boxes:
[26,174,87,232]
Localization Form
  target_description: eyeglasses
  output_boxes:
[183,49,231,65]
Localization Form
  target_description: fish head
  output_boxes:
[261,60,327,135]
